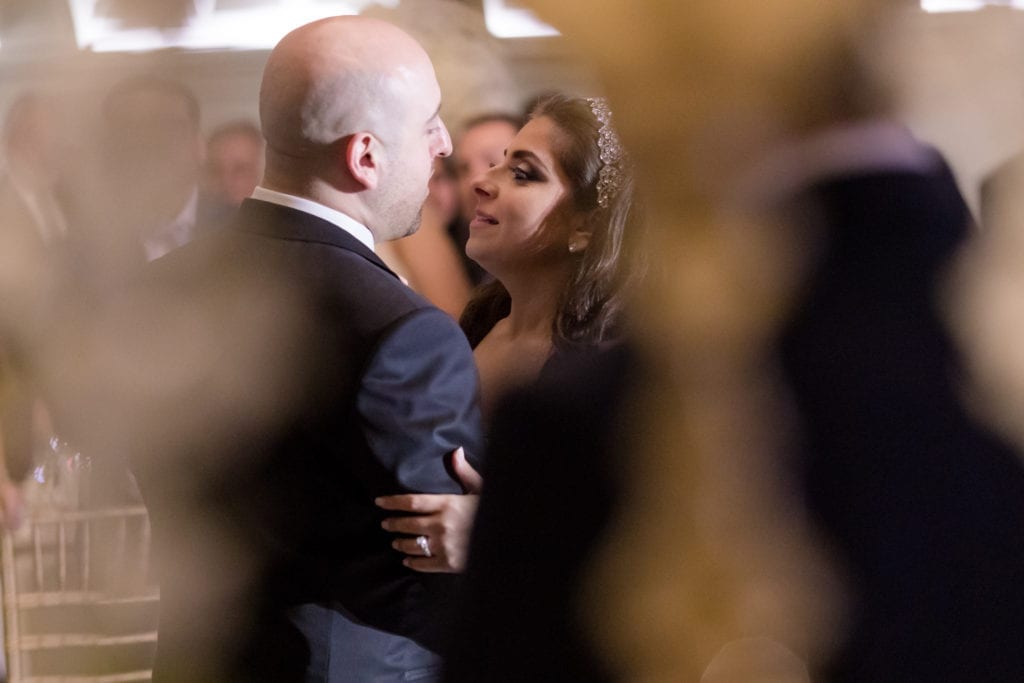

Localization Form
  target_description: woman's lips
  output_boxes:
[470,210,498,228]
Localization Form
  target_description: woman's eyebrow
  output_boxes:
[509,149,549,173]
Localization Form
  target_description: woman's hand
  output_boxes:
[376,448,482,573]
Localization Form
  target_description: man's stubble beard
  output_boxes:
[377,174,428,242]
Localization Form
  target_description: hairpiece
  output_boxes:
[587,97,625,209]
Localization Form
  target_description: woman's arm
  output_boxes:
[376,448,482,573]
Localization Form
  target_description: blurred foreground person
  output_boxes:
[202,119,264,207]
[500,1,1024,681]
[70,77,233,293]
[378,94,641,575]
[956,150,1024,447]
[0,93,67,271]
[133,16,483,683]
[0,92,70,522]
[770,118,1024,681]
[47,79,238,511]
[978,150,1024,230]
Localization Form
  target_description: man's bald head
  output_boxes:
[258,15,452,242]
[260,16,434,158]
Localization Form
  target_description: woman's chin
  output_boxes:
[464,245,494,272]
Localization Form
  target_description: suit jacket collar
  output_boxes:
[233,198,398,279]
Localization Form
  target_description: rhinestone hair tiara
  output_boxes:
[587,96,625,209]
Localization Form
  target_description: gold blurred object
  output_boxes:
[518,0,887,679]
[948,158,1024,451]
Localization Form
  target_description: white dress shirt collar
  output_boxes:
[250,186,375,252]
[143,187,199,262]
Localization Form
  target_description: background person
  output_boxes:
[450,113,522,286]
[202,119,265,208]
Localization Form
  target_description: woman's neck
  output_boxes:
[473,261,572,419]
[496,262,571,339]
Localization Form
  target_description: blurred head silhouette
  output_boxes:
[101,77,204,227]
[3,92,63,190]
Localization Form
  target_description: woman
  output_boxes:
[376,93,641,572]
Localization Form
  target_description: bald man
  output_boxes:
[138,16,483,682]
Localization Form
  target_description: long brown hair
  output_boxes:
[460,93,643,350]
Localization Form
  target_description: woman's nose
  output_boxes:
[472,175,496,199]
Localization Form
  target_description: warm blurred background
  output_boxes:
[3,1,1024,213]
[3,1,1024,682]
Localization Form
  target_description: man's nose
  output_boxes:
[435,120,453,158]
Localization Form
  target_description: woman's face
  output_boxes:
[466,116,574,273]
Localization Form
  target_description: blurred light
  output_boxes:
[66,0,398,52]
[482,0,559,38]
[922,0,987,10]
[921,0,1024,11]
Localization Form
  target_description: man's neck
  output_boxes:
[262,167,373,233]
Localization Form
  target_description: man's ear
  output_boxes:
[346,133,381,191]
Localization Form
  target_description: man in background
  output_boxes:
[69,77,233,288]
[0,92,69,521]
[202,119,264,208]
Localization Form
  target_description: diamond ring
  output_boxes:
[415,535,432,558]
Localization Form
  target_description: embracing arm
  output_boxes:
[377,447,482,572]
[358,304,483,497]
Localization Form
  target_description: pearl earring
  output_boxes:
[568,243,579,253]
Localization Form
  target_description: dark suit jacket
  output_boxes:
[137,199,484,682]
[779,159,1024,681]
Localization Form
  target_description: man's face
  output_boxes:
[453,120,519,224]
[374,68,452,242]
[104,89,202,200]
[204,133,264,207]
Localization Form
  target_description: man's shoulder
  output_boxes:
[235,219,451,340]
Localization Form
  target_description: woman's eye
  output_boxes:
[511,167,529,181]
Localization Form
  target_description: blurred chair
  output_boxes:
[1,505,158,682]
